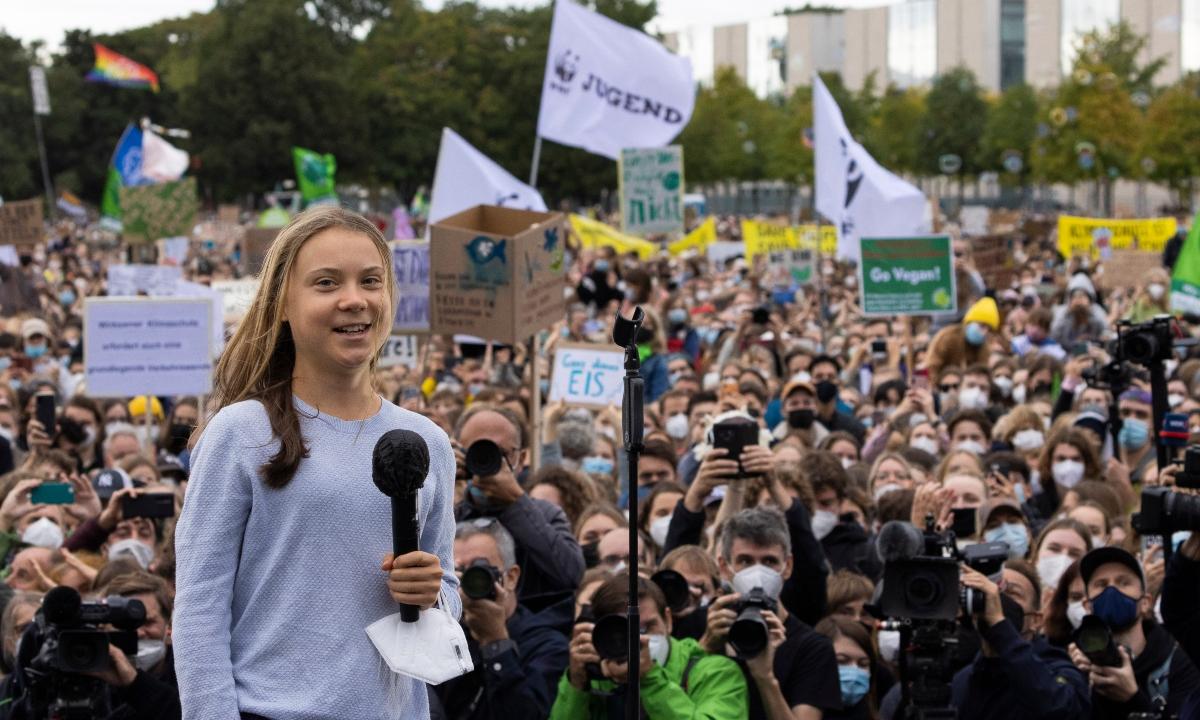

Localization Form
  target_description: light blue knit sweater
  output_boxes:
[173,396,461,720]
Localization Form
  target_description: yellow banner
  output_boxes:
[668,216,716,256]
[570,214,657,260]
[795,224,838,255]
[742,219,799,261]
[1057,215,1177,259]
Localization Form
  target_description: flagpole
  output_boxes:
[32,112,54,218]
[529,135,544,188]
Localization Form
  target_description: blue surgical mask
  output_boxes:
[964,322,987,346]
[538,378,550,396]
[838,664,871,707]
[0,357,10,372]
[58,290,76,306]
[1118,417,1149,449]
[581,456,614,475]
[594,259,610,273]
[1089,585,1141,631]
[983,522,1029,558]
[24,344,46,360]
[668,308,688,326]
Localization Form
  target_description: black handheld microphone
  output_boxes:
[372,429,431,623]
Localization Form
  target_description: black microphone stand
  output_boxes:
[613,307,645,718]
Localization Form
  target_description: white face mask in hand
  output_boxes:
[366,589,473,684]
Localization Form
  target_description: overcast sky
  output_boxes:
[3,0,885,47]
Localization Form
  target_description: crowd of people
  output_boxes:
[2,206,1200,719]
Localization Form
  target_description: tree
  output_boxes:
[864,85,924,177]
[0,32,41,200]
[1140,73,1200,207]
[677,67,774,183]
[978,83,1038,187]
[917,66,987,196]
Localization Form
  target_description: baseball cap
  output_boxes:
[1079,546,1144,589]
[20,318,51,341]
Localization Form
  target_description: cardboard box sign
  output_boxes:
[430,205,566,345]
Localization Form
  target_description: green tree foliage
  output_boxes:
[978,83,1038,186]
[1140,73,1200,199]
[864,85,924,177]
[0,33,40,200]
[916,67,987,182]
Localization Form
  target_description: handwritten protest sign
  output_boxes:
[549,343,625,408]
[970,235,1016,290]
[107,264,183,297]
[1098,250,1163,290]
[84,297,213,397]
[619,146,684,236]
[210,279,259,319]
[0,199,44,249]
[378,335,420,368]
[392,242,430,332]
[859,236,956,316]
[120,177,198,244]
[1057,215,1176,260]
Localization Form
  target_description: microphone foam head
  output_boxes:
[875,520,925,563]
[42,585,82,625]
[372,429,430,498]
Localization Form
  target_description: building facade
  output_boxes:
[662,0,1200,96]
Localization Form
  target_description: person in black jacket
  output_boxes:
[454,405,584,609]
[1157,530,1200,719]
[431,519,570,720]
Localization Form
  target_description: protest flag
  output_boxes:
[86,44,159,92]
[101,125,153,221]
[291,147,338,205]
[1171,215,1200,315]
[141,131,189,183]
[813,74,927,261]
[535,0,694,161]
[428,128,547,225]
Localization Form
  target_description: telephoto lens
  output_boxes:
[460,558,502,600]
[1074,615,1123,667]
[591,614,630,661]
[465,439,503,477]
[728,589,778,658]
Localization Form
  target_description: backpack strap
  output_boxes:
[1147,646,1175,709]
[681,654,703,694]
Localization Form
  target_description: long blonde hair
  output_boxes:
[202,206,394,488]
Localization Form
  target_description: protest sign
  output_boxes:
[1057,215,1177,260]
[107,264,182,296]
[959,205,989,236]
[210,279,259,319]
[218,204,240,224]
[570,214,657,259]
[119,177,198,243]
[430,205,565,344]
[970,235,1016,290]
[741,220,796,263]
[859,235,956,316]
[619,146,684,236]
[243,228,279,276]
[742,220,813,285]
[548,342,625,407]
[1172,214,1200,314]
[84,297,213,397]
[378,335,420,368]
[667,217,715,256]
[0,198,44,249]
[706,241,744,268]
[0,247,18,267]
[158,236,190,266]
[175,280,226,357]
[392,242,430,333]
[1098,250,1164,290]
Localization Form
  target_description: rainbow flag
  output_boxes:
[86,44,159,92]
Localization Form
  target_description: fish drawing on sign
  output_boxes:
[465,236,509,286]
[544,228,563,272]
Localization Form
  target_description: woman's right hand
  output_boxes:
[99,487,139,532]
[911,483,953,531]
[0,478,41,531]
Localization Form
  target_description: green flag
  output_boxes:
[292,147,337,204]
[1171,213,1200,314]
[101,166,123,219]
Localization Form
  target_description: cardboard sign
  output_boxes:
[218,204,240,225]
[1057,215,1177,260]
[619,146,684,236]
[706,241,744,268]
[242,228,279,276]
[120,177,198,244]
[959,205,989,236]
[548,342,625,408]
[392,241,430,333]
[107,264,182,297]
[858,235,957,316]
[210,279,259,319]
[378,334,420,368]
[430,205,565,344]
[84,297,214,397]
[1099,250,1164,289]
[0,198,44,248]
[971,235,1016,291]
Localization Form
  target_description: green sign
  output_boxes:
[858,235,956,316]
[292,146,337,205]
[619,146,684,236]
[119,177,198,244]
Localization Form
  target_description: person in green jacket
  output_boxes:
[551,572,748,719]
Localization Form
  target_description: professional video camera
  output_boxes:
[10,586,146,720]
[871,518,1010,720]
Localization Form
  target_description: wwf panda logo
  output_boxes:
[554,49,579,83]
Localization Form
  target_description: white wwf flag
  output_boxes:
[813,74,928,261]
[537,0,694,160]
[141,130,189,183]
[428,128,547,225]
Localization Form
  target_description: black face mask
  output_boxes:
[815,380,839,404]
[1032,382,1052,397]
[58,417,87,445]
[167,423,194,454]
[581,541,600,569]
[787,408,815,430]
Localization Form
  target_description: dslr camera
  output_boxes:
[461,558,503,601]
[11,586,145,720]
[1116,316,1178,367]
[463,439,509,513]
[1133,487,1200,536]
[728,588,779,658]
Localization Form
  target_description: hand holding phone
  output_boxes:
[35,395,56,443]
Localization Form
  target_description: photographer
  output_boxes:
[1155,532,1200,718]
[432,519,570,720]
[1068,547,1200,719]
[453,405,584,605]
[701,508,841,720]
[552,572,747,719]
[949,565,1089,719]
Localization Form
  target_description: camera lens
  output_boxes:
[650,569,690,613]
[1076,623,1111,655]
[729,607,768,657]
[461,563,499,600]
[465,440,503,477]
[905,572,944,610]
[592,614,630,660]
[1165,490,1200,530]
[1123,334,1157,365]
